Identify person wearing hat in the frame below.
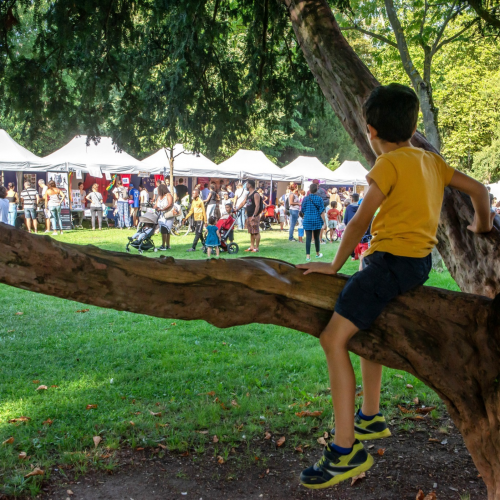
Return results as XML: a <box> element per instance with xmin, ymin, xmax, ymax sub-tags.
<box><xmin>129</xmin><ymin>183</ymin><xmax>141</xmax><ymax>227</ymax></box>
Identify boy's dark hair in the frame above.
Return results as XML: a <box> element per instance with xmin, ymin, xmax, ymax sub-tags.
<box><xmin>363</xmin><ymin>83</ymin><xmax>419</xmax><ymax>143</ymax></box>
<box><xmin>247</xmin><ymin>179</ymin><xmax>255</xmax><ymax>189</ymax></box>
<box><xmin>309</xmin><ymin>183</ymin><xmax>318</xmax><ymax>194</ymax></box>
<box><xmin>331</xmin><ymin>201</ymin><xmax>337</xmax><ymax>208</ymax></box>
<box><xmin>352</xmin><ymin>193</ymin><xmax>360</xmax><ymax>202</ymax></box>
<box><xmin>208</xmin><ymin>216</ymin><xmax>217</xmax><ymax>225</ymax></box>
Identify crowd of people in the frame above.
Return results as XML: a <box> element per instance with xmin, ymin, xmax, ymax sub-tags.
<box><xmin>0</xmin><ymin>175</ymin><xmax>497</xmax><ymax>261</ymax></box>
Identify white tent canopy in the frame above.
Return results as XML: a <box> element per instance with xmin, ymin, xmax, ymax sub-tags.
<box><xmin>218</xmin><ymin>149</ymin><xmax>300</xmax><ymax>181</ymax></box>
<box><xmin>140</xmin><ymin>144</ymin><xmax>224</xmax><ymax>177</ymax></box>
<box><xmin>0</xmin><ymin>129</ymin><xmax>53</xmax><ymax>171</ymax></box>
<box><xmin>42</xmin><ymin>135</ymin><xmax>142</xmax><ymax>176</ymax></box>
<box><xmin>281</xmin><ymin>156</ymin><xmax>342</xmax><ymax>183</ymax></box>
<box><xmin>327</xmin><ymin>160</ymin><xmax>369</xmax><ymax>186</ymax></box>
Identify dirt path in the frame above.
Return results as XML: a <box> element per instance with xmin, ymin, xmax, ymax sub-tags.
<box><xmin>36</xmin><ymin>418</ymin><xmax>486</xmax><ymax>500</ymax></box>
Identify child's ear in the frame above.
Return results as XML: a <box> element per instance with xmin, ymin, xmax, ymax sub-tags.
<box><xmin>367</xmin><ymin>124</ymin><xmax>378</xmax><ymax>140</ymax></box>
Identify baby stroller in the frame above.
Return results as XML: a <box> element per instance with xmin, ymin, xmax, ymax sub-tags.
<box><xmin>202</xmin><ymin>212</ymin><xmax>239</xmax><ymax>255</ymax></box>
<box><xmin>126</xmin><ymin>212</ymin><xmax>158</xmax><ymax>254</ymax></box>
<box><xmin>259</xmin><ymin>204</ymin><xmax>277</xmax><ymax>231</ymax></box>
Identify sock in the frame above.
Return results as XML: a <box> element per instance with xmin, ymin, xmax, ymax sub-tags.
<box><xmin>359</xmin><ymin>409</ymin><xmax>381</xmax><ymax>421</ymax></box>
<box><xmin>330</xmin><ymin>443</ymin><xmax>353</xmax><ymax>455</ymax></box>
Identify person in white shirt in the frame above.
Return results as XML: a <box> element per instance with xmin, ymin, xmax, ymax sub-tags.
<box><xmin>233</xmin><ymin>182</ymin><xmax>249</xmax><ymax>230</ymax></box>
<box><xmin>278</xmin><ymin>201</ymin><xmax>286</xmax><ymax>231</ymax></box>
<box><xmin>139</xmin><ymin>186</ymin><xmax>149</xmax><ymax>215</ymax></box>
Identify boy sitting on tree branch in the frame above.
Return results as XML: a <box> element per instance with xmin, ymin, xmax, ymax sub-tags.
<box><xmin>297</xmin><ymin>83</ymin><xmax>495</xmax><ymax>489</ymax></box>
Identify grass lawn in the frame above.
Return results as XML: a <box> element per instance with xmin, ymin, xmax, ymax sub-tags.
<box><xmin>0</xmin><ymin>226</ymin><xmax>459</xmax><ymax>496</ymax></box>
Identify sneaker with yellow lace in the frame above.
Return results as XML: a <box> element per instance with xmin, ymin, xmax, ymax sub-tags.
<box><xmin>300</xmin><ymin>439</ymin><xmax>374</xmax><ymax>489</ymax></box>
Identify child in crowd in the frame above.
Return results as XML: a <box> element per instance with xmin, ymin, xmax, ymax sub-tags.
<box><xmin>204</xmin><ymin>215</ymin><xmax>221</xmax><ymax>258</ymax></box>
<box><xmin>297</xmin><ymin>214</ymin><xmax>304</xmax><ymax>243</ymax></box>
<box><xmin>278</xmin><ymin>201</ymin><xmax>286</xmax><ymax>231</ymax></box>
<box><xmin>297</xmin><ymin>83</ymin><xmax>493</xmax><ymax>489</ymax></box>
<box><xmin>327</xmin><ymin>201</ymin><xmax>341</xmax><ymax>242</ymax></box>
<box><xmin>129</xmin><ymin>222</ymin><xmax>155</xmax><ymax>243</ymax></box>
<box><xmin>217</xmin><ymin>203</ymin><xmax>235</xmax><ymax>243</ymax></box>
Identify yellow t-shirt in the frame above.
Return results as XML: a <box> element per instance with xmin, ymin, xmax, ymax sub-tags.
<box><xmin>364</xmin><ymin>147</ymin><xmax>455</xmax><ymax>258</ymax></box>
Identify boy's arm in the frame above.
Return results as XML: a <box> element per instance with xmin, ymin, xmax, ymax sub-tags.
<box><xmin>448</xmin><ymin>170</ymin><xmax>495</xmax><ymax>233</ymax></box>
<box><xmin>297</xmin><ymin>181</ymin><xmax>385</xmax><ymax>275</ymax></box>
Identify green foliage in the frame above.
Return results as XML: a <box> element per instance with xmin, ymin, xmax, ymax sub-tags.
<box><xmin>473</xmin><ymin>125</ymin><xmax>500</xmax><ymax>183</ymax></box>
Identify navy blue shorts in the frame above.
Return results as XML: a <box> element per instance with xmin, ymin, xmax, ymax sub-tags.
<box><xmin>335</xmin><ymin>251</ymin><xmax>432</xmax><ymax>330</ymax></box>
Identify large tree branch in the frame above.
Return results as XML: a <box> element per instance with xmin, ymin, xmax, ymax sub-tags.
<box><xmin>0</xmin><ymin>223</ymin><xmax>500</xmax><ymax>495</ymax></box>
<box><xmin>340</xmin><ymin>26</ymin><xmax>398</xmax><ymax>48</ymax></box>
<box><xmin>434</xmin><ymin>17</ymin><xmax>480</xmax><ymax>53</ymax></box>
<box><xmin>384</xmin><ymin>0</ymin><xmax>424</xmax><ymax>86</ymax></box>
<box><xmin>466</xmin><ymin>0</ymin><xmax>500</xmax><ymax>28</ymax></box>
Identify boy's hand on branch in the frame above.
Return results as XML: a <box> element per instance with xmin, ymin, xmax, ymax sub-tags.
<box><xmin>468</xmin><ymin>212</ymin><xmax>495</xmax><ymax>234</ymax></box>
<box><xmin>296</xmin><ymin>262</ymin><xmax>339</xmax><ymax>276</ymax></box>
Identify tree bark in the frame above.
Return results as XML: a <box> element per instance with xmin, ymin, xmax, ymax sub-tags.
<box><xmin>283</xmin><ymin>0</ymin><xmax>500</xmax><ymax>297</ymax></box>
<box><xmin>0</xmin><ymin>224</ymin><xmax>500</xmax><ymax>497</ymax></box>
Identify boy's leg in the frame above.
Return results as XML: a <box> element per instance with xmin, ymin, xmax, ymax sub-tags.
<box><xmin>360</xmin><ymin>358</ymin><xmax>383</xmax><ymax>416</ymax></box>
<box><xmin>319</xmin><ymin>312</ymin><xmax>359</xmax><ymax>448</ymax></box>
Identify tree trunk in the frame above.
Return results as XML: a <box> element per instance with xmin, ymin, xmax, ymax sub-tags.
<box><xmin>283</xmin><ymin>0</ymin><xmax>500</xmax><ymax>297</ymax></box>
<box><xmin>0</xmin><ymin>224</ymin><xmax>500</xmax><ymax>496</ymax></box>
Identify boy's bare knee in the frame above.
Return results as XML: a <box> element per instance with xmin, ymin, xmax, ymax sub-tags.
<box><xmin>319</xmin><ymin>330</ymin><xmax>347</xmax><ymax>353</ymax></box>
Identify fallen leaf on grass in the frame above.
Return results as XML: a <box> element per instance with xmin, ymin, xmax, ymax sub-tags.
<box><xmin>7</xmin><ymin>329</ymin><xmax>15</xmax><ymax>333</ymax></box>
<box><xmin>413</xmin><ymin>397</ymin><xmax>420</xmax><ymax>405</ymax></box>
<box><xmin>24</xmin><ymin>467</ymin><xmax>44</xmax><ymax>478</ymax></box>
<box><xmin>180</xmin><ymin>451</ymin><xmax>189</xmax><ymax>457</ymax></box>
<box><xmin>198</xmin><ymin>391</ymin><xmax>216</xmax><ymax>397</ymax></box>
<box><xmin>132</xmin><ymin>411</ymin><xmax>142</xmax><ymax>415</ymax></box>
<box><xmin>149</xmin><ymin>411</ymin><xmax>162</xmax><ymax>417</ymax></box>
<box><xmin>171</xmin><ymin>322</ymin><xmax>177</xmax><ymax>326</ymax></box>
<box><xmin>355</xmin><ymin>390</ymin><xmax>364</xmax><ymax>397</ymax></box>
<box><xmin>264</xmin><ymin>432</ymin><xmax>272</xmax><ymax>440</ymax></box>
<box><xmin>15</xmin><ymin>312</ymin><xmax>24</xmax><ymax>316</ymax></box>
<box><xmin>32</xmin><ymin>380</ymin><xmax>40</xmax><ymax>384</ymax></box>
<box><xmin>424</xmin><ymin>493</ymin><xmax>437</xmax><ymax>500</ymax></box>
<box><xmin>2</xmin><ymin>437</ymin><xmax>14</xmax><ymax>445</ymax></box>
<box><xmin>136</xmin><ymin>447</ymin><xmax>145</xmax><ymax>451</ymax></box>
<box><xmin>36</xmin><ymin>385</ymin><xmax>48</xmax><ymax>391</ymax></box>
<box><xmin>67</xmin><ymin>490</ymin><xmax>74</xmax><ymax>495</ymax></box>
<box><xmin>406</xmin><ymin>384</ymin><xmax>414</xmax><ymax>389</ymax></box>
<box><xmin>43</xmin><ymin>419</ymin><xmax>54</xmax><ymax>426</ymax></box>
<box><xmin>416</xmin><ymin>491</ymin><xmax>425</xmax><ymax>500</ymax></box>
<box><xmin>50</xmin><ymin>385</ymin><xmax>58</xmax><ymax>388</ymax></box>
<box><xmin>416</xmin><ymin>406</ymin><xmax>436</xmax><ymax>415</ymax></box>
<box><xmin>294</xmin><ymin>446</ymin><xmax>303</xmax><ymax>453</ymax></box>
<box><xmin>398</xmin><ymin>405</ymin><xmax>413</xmax><ymax>414</ymax></box>
<box><xmin>93</xmin><ymin>436</ymin><xmax>102</xmax><ymax>448</ymax></box>
<box><xmin>377</xmin><ymin>448</ymin><xmax>385</xmax><ymax>456</ymax></box>
<box><xmin>231</xmin><ymin>400</ymin><xmax>239</xmax><ymax>407</ymax></box>
<box><xmin>351</xmin><ymin>471</ymin><xmax>366</xmax><ymax>486</ymax></box>
<box><xmin>158</xmin><ymin>444</ymin><xmax>167</xmax><ymax>449</ymax></box>
<box><xmin>8</xmin><ymin>416</ymin><xmax>31</xmax><ymax>423</ymax></box>
<box><xmin>195</xmin><ymin>430</ymin><xmax>209</xmax><ymax>434</ymax></box>
<box><xmin>295</xmin><ymin>410</ymin><xmax>323</xmax><ymax>418</ymax></box>
<box><xmin>129</xmin><ymin>421</ymin><xmax>135</xmax><ymax>426</ymax></box>
<box><xmin>246</xmin><ymin>392</ymin><xmax>250</xmax><ymax>397</ymax></box>
<box><xmin>19</xmin><ymin>452</ymin><xmax>27</xmax><ymax>459</ymax></box>
<box><xmin>213</xmin><ymin>435</ymin><xmax>219</xmax><ymax>443</ymax></box>
<box><xmin>217</xmin><ymin>455</ymin><xmax>225</xmax><ymax>464</ymax></box>
<box><xmin>428</xmin><ymin>438</ymin><xmax>440</xmax><ymax>443</ymax></box>
<box><xmin>394</xmin><ymin>374</ymin><xmax>403</xmax><ymax>379</ymax></box>
<box><xmin>86</xmin><ymin>404</ymin><xmax>98</xmax><ymax>410</ymax></box>
<box><xmin>317</xmin><ymin>437</ymin><xmax>328</xmax><ymax>446</ymax></box>
<box><xmin>75</xmin><ymin>309</ymin><xmax>90</xmax><ymax>313</ymax></box>
<box><xmin>276</xmin><ymin>436</ymin><xmax>286</xmax><ymax>447</ymax></box>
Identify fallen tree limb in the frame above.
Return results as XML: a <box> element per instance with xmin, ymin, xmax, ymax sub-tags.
<box><xmin>0</xmin><ymin>223</ymin><xmax>499</xmax><ymax>497</ymax></box>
